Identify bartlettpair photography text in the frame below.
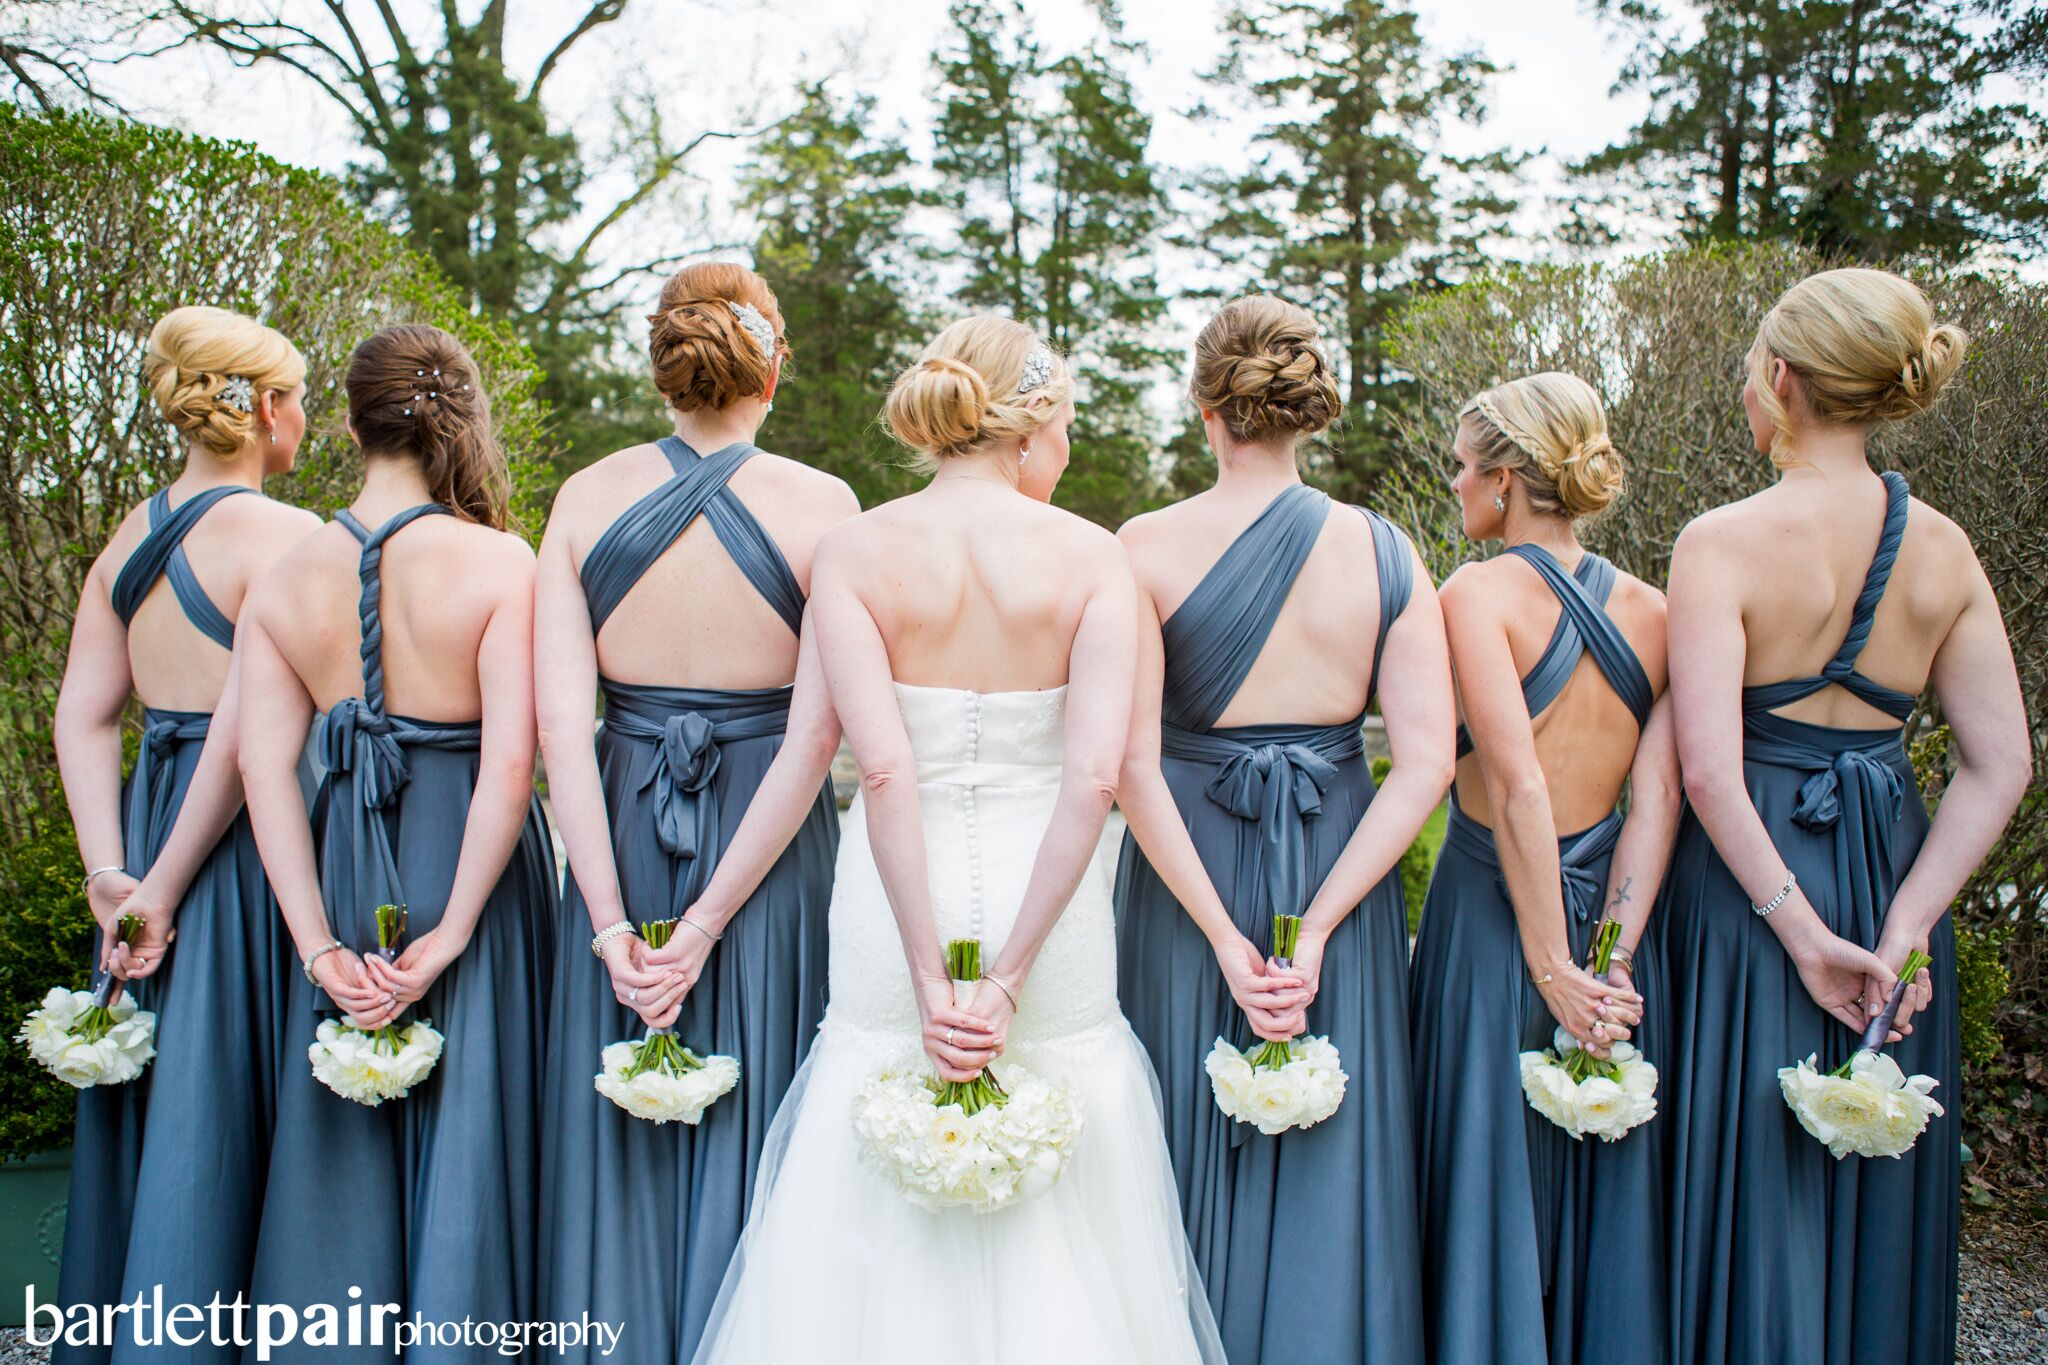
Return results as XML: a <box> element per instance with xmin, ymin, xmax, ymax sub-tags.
<box><xmin>0</xmin><ymin>1</ymin><xmax>2043</xmax><ymax>1363</ymax></box>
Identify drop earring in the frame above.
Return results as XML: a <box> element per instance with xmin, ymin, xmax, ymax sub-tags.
<box><xmin>1492</xmin><ymin>491</ymin><xmax>1506</xmax><ymax>513</ymax></box>
<box><xmin>1019</xmin><ymin>445</ymin><xmax>1032</xmax><ymax>470</ymax></box>
<box><xmin>267</xmin><ymin>426</ymin><xmax>276</xmax><ymax>445</ymax></box>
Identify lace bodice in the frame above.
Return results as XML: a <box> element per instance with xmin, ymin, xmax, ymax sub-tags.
<box><xmin>823</xmin><ymin>681</ymin><xmax>1120</xmax><ymax>1050</ymax></box>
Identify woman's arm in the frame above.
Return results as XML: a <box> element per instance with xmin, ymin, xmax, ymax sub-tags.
<box><xmin>1667</xmin><ymin>518</ymin><xmax>1897</xmax><ymax>1035</ymax></box>
<box><xmin>1115</xmin><ymin>561</ymin><xmax>1307</xmax><ymax>1040</ymax></box>
<box><xmin>1599</xmin><ymin>693</ymin><xmax>1682</xmax><ymax>985</ymax></box>
<box><xmin>53</xmin><ymin>563</ymin><xmax>139</xmax><ymax>938</ymax></box>
<box><xmin>1292</xmin><ymin>545</ymin><xmax>1458</xmax><ymax>1006</ymax></box>
<box><xmin>237</xmin><ymin>610</ymin><xmax>389</xmax><ymax>1026</ymax></box>
<box><xmin>369</xmin><ymin>551</ymin><xmax>541</xmax><ymax>1007</ymax></box>
<box><xmin>1874</xmin><ymin>555</ymin><xmax>2029</xmax><ymax>1030</ymax></box>
<box><xmin>810</xmin><ymin>532</ymin><xmax>998</xmax><ymax>1083</ymax></box>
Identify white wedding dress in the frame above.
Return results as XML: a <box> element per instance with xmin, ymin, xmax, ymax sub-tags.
<box><xmin>694</xmin><ymin>682</ymin><xmax>1223</xmax><ymax>1363</ymax></box>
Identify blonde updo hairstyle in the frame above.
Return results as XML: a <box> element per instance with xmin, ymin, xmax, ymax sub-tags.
<box><xmin>884</xmin><ymin>316</ymin><xmax>1073</xmax><ymax>471</ymax></box>
<box><xmin>144</xmin><ymin>306</ymin><xmax>306</xmax><ymax>458</ymax></box>
<box><xmin>646</xmin><ymin>262</ymin><xmax>789</xmax><ymax>412</ymax></box>
<box><xmin>1748</xmin><ymin>267</ymin><xmax>1967</xmax><ymax>466</ymax></box>
<box><xmin>1190</xmin><ymin>294</ymin><xmax>1341</xmax><ymax>442</ymax></box>
<box><xmin>1460</xmin><ymin>372</ymin><xmax>1623</xmax><ymax>520</ymax></box>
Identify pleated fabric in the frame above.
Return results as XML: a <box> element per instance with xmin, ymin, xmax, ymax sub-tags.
<box><xmin>538</xmin><ymin>437</ymin><xmax>836</xmax><ymax>1364</ymax></box>
<box><xmin>245</xmin><ymin>504</ymin><xmax>557</xmax><ymax>1364</ymax></box>
<box><xmin>1659</xmin><ymin>471</ymin><xmax>1957</xmax><ymax>1365</ymax></box>
<box><xmin>1114</xmin><ymin>485</ymin><xmax>1426</xmax><ymax>1364</ymax></box>
<box><xmin>1410</xmin><ymin>545</ymin><xmax>1665</xmax><ymax>1365</ymax></box>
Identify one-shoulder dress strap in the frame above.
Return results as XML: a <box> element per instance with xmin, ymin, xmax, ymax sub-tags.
<box><xmin>1743</xmin><ymin>470</ymin><xmax>1915</xmax><ymax>720</ymax></box>
<box><xmin>580</xmin><ymin>437</ymin><xmax>803</xmax><ymax>636</ymax></box>
<box><xmin>110</xmin><ymin>485</ymin><xmax>259</xmax><ymax>648</ymax></box>
<box><xmin>1160</xmin><ymin>483</ymin><xmax>1331</xmax><ymax>733</ymax></box>
<box><xmin>335</xmin><ymin>503</ymin><xmax>454</xmax><ymax>717</ymax></box>
<box><xmin>1456</xmin><ymin>546</ymin><xmax>1652</xmax><ymax>758</ymax></box>
<box><xmin>1354</xmin><ymin>506</ymin><xmax>1414</xmax><ymax>703</ymax></box>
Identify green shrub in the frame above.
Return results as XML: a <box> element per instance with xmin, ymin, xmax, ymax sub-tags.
<box><xmin>1956</xmin><ymin>922</ymin><xmax>2012</xmax><ymax>1073</ymax></box>
<box><xmin>1374</xmin><ymin>756</ymin><xmax>1446</xmax><ymax>933</ymax></box>
<box><xmin>0</xmin><ymin>812</ymin><xmax>96</xmax><ymax>1162</ymax></box>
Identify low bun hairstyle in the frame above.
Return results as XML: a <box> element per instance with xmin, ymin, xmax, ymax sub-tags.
<box><xmin>345</xmin><ymin>324</ymin><xmax>509</xmax><ymax>530</ymax></box>
<box><xmin>144</xmin><ymin>306</ymin><xmax>305</xmax><ymax>457</ymax></box>
<box><xmin>1748</xmin><ymin>267</ymin><xmax>1967</xmax><ymax>466</ymax></box>
<box><xmin>1189</xmin><ymin>295</ymin><xmax>1341</xmax><ymax>442</ymax></box>
<box><xmin>1461</xmin><ymin>372</ymin><xmax>1623</xmax><ymax>520</ymax></box>
<box><xmin>884</xmin><ymin>317</ymin><xmax>1072</xmax><ymax>468</ymax></box>
<box><xmin>646</xmin><ymin>262</ymin><xmax>789</xmax><ymax>412</ymax></box>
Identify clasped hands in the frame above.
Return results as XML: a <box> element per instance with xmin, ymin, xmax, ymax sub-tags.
<box><xmin>1216</xmin><ymin>928</ymin><xmax>1320</xmax><ymax>1043</ymax></box>
<box><xmin>601</xmin><ymin>913</ymin><xmax>720</xmax><ymax>1030</ymax></box>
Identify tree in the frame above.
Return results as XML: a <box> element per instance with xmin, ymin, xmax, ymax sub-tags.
<box><xmin>1194</xmin><ymin>0</ymin><xmax>1517</xmax><ymax>500</ymax></box>
<box><xmin>933</xmin><ymin>0</ymin><xmax>1173</xmax><ymax>525</ymax></box>
<box><xmin>741</xmin><ymin>82</ymin><xmax>926</xmax><ymax>508</ymax></box>
<box><xmin>1575</xmin><ymin>0</ymin><xmax>2048</xmax><ymax>262</ymax></box>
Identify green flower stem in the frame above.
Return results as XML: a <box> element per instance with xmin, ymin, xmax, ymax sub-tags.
<box><xmin>1833</xmin><ymin>948</ymin><xmax>1934</xmax><ymax>1076</ymax></box>
<box><xmin>1590</xmin><ymin>918</ymin><xmax>1622</xmax><ymax>974</ymax></box>
<box><xmin>74</xmin><ymin>1004</ymin><xmax>117</xmax><ymax>1044</ymax></box>
<box><xmin>1248</xmin><ymin>1038</ymin><xmax>1295</xmax><ymax>1071</ymax></box>
<box><xmin>622</xmin><ymin>1025</ymin><xmax>705</xmax><ymax>1080</ymax></box>
<box><xmin>1271</xmin><ymin>914</ymin><xmax>1301</xmax><ymax>961</ymax></box>
<box><xmin>640</xmin><ymin>918</ymin><xmax>677</xmax><ymax>951</ymax></box>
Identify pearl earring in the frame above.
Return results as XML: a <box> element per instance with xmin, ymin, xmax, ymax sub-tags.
<box><xmin>267</xmin><ymin>426</ymin><xmax>276</xmax><ymax>445</ymax></box>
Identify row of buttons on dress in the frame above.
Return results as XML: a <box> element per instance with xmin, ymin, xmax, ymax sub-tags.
<box><xmin>959</xmin><ymin>691</ymin><xmax>983</xmax><ymax>939</ymax></box>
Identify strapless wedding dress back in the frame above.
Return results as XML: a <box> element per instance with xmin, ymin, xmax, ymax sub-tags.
<box><xmin>695</xmin><ymin>682</ymin><xmax>1222</xmax><ymax>1364</ymax></box>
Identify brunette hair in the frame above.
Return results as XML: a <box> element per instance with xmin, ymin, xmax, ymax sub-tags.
<box><xmin>1189</xmin><ymin>295</ymin><xmax>1341</xmax><ymax>442</ymax></box>
<box><xmin>646</xmin><ymin>262</ymin><xmax>789</xmax><ymax>411</ymax></box>
<box><xmin>345</xmin><ymin>324</ymin><xmax>508</xmax><ymax>530</ymax></box>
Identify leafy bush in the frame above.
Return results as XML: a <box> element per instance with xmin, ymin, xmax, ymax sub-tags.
<box><xmin>1374</xmin><ymin>756</ymin><xmax>1445</xmax><ymax>933</ymax></box>
<box><xmin>1385</xmin><ymin>242</ymin><xmax>2048</xmax><ymax>1184</ymax></box>
<box><xmin>0</xmin><ymin>109</ymin><xmax>555</xmax><ymax>1157</ymax></box>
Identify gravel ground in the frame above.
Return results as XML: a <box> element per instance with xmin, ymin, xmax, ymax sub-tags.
<box><xmin>2</xmin><ymin>1220</ymin><xmax>2043</xmax><ymax>1363</ymax></box>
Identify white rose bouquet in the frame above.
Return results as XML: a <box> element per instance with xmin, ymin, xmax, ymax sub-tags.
<box><xmin>1779</xmin><ymin>948</ymin><xmax>1943</xmax><ymax>1160</ymax></box>
<box><xmin>308</xmin><ymin>904</ymin><xmax>445</xmax><ymax>1106</ymax></box>
<box><xmin>850</xmin><ymin>938</ymin><xmax>1084</xmax><ymax>1213</ymax></box>
<box><xmin>17</xmin><ymin>913</ymin><xmax>157</xmax><ymax>1088</ymax></box>
<box><xmin>1206</xmin><ymin>914</ymin><xmax>1348</xmax><ymax>1135</ymax></box>
<box><xmin>595</xmin><ymin>918</ymin><xmax>740</xmax><ymax>1125</ymax></box>
<box><xmin>1519</xmin><ymin>917</ymin><xmax>1660</xmax><ymax>1142</ymax></box>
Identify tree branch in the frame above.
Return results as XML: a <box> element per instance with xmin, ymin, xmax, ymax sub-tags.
<box><xmin>529</xmin><ymin>0</ymin><xmax>628</xmax><ymax>98</ymax></box>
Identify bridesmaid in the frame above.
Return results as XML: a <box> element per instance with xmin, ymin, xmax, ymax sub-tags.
<box><xmin>1409</xmin><ymin>372</ymin><xmax>1680</xmax><ymax>1365</ymax></box>
<box><xmin>1660</xmin><ymin>268</ymin><xmax>2028</xmax><ymax>1363</ymax></box>
<box><xmin>534</xmin><ymin>262</ymin><xmax>855</xmax><ymax>1362</ymax></box>
<box><xmin>1116</xmin><ymin>294</ymin><xmax>1454</xmax><ymax>1364</ymax></box>
<box><xmin>237</xmin><ymin>324</ymin><xmax>558</xmax><ymax>1361</ymax></box>
<box><xmin>51</xmin><ymin>306</ymin><xmax>317</xmax><ymax>1365</ymax></box>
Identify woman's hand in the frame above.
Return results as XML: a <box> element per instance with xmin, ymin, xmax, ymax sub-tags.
<box><xmin>86</xmin><ymin>869</ymin><xmax>137</xmax><ymax>939</ymax></box>
<box><xmin>1212</xmin><ymin>932</ymin><xmax>1307</xmax><ymax>1041</ymax></box>
<box><xmin>315</xmin><ymin>948</ymin><xmax>396</xmax><ymax>1031</ymax></box>
<box><xmin>601</xmin><ymin>933</ymin><xmax>689</xmax><ymax>1030</ymax></box>
<box><xmin>1535</xmin><ymin>961</ymin><xmax>1642</xmax><ymax>1060</ymax></box>
<box><xmin>967</xmin><ymin>975</ymin><xmax>1019</xmax><ymax>1054</ymax></box>
<box><xmin>107</xmin><ymin>880</ymin><xmax>178</xmax><ymax>981</ymax></box>
<box><xmin>1872</xmin><ymin>930</ymin><xmax>1932</xmax><ymax>1039</ymax></box>
<box><xmin>916</xmin><ymin>975</ymin><xmax>1002</xmax><ymax>1083</ymax></box>
<box><xmin>642</xmin><ymin>917</ymin><xmax>718</xmax><ymax>1006</ymax></box>
<box><xmin>1602</xmin><ymin>958</ymin><xmax>1636</xmax><ymax>997</ymax></box>
<box><xmin>1788</xmin><ymin>926</ymin><xmax>1900</xmax><ymax>1039</ymax></box>
<box><xmin>363</xmin><ymin>926</ymin><xmax>468</xmax><ymax>1013</ymax></box>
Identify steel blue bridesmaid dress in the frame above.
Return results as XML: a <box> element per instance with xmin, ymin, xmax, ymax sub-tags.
<box><xmin>1659</xmin><ymin>471</ymin><xmax>1957</xmax><ymax>1363</ymax></box>
<box><xmin>54</xmin><ymin>486</ymin><xmax>292</xmax><ymax>1365</ymax></box>
<box><xmin>244</xmin><ymin>504</ymin><xmax>558</xmax><ymax>1363</ymax></box>
<box><xmin>1113</xmin><ymin>483</ymin><xmax>1425</xmax><ymax>1365</ymax></box>
<box><xmin>537</xmin><ymin>438</ymin><xmax>837</xmax><ymax>1364</ymax></box>
<box><xmin>1409</xmin><ymin>545</ymin><xmax>1665</xmax><ymax>1365</ymax></box>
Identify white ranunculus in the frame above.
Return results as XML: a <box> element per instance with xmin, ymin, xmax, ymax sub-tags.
<box><xmin>1207</xmin><ymin>1035</ymin><xmax>1347</xmax><ymax>1134</ymax></box>
<box><xmin>852</xmin><ymin>1060</ymin><xmax>1084</xmax><ymax>1213</ymax></box>
<box><xmin>1778</xmin><ymin>1052</ymin><xmax>1942</xmax><ymax>1160</ymax></box>
<box><xmin>310</xmin><ymin>1016</ymin><xmax>442</xmax><ymax>1106</ymax></box>
<box><xmin>594</xmin><ymin>1035</ymin><xmax>738</xmax><ymax>1125</ymax></box>
<box><xmin>17</xmin><ymin>987</ymin><xmax>156</xmax><ymax>1088</ymax></box>
<box><xmin>1572</xmin><ymin>1076</ymin><xmax>1636</xmax><ymax>1142</ymax></box>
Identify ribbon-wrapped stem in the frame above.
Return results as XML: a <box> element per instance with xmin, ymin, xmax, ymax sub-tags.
<box><xmin>1839</xmin><ymin>948</ymin><xmax>1933</xmax><ymax>1071</ymax></box>
<box><xmin>1245</xmin><ymin>913</ymin><xmax>1306</xmax><ymax>1069</ymax></box>
<box><xmin>373</xmin><ymin>902</ymin><xmax>407</xmax><ymax>966</ymax></box>
<box><xmin>81</xmin><ymin>913</ymin><xmax>146</xmax><ymax>1036</ymax></box>
<box><xmin>936</xmin><ymin>937</ymin><xmax>1007</xmax><ymax>1114</ymax></box>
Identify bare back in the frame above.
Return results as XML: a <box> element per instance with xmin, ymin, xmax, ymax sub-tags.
<box><xmin>254</xmin><ymin>510</ymin><xmax>533</xmax><ymax>721</ymax></box>
<box><xmin>1124</xmin><ymin>483</ymin><xmax>1388</xmax><ymax>727</ymax></box>
<box><xmin>93</xmin><ymin>480</ymin><xmax>320</xmax><ymax>712</ymax></box>
<box><xmin>551</xmin><ymin>442</ymin><xmax>858</xmax><ymax>689</ymax></box>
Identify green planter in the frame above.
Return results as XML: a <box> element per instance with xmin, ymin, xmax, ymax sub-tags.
<box><xmin>0</xmin><ymin>1147</ymin><xmax>69</xmax><ymax>1328</ymax></box>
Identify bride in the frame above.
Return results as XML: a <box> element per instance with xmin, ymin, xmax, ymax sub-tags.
<box><xmin>693</xmin><ymin>317</ymin><xmax>1223</xmax><ymax>1363</ymax></box>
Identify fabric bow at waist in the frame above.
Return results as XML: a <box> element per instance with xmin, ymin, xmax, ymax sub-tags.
<box><xmin>126</xmin><ymin>708</ymin><xmax>213</xmax><ymax>873</ymax></box>
<box><xmin>314</xmin><ymin>700</ymin><xmax>481</xmax><ymax>979</ymax></box>
<box><xmin>1443</xmin><ymin>795</ymin><xmax>1626</xmax><ymax>928</ymax></box>
<box><xmin>600</xmin><ymin>680</ymin><xmax>792</xmax><ymax>914</ymax></box>
<box><xmin>1743</xmin><ymin>713</ymin><xmax>1911</xmax><ymax>948</ymax></box>
<box><xmin>1161</xmin><ymin>717</ymin><xmax>1365</xmax><ymax>933</ymax></box>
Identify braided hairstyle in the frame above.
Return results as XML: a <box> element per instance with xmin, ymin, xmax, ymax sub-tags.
<box><xmin>144</xmin><ymin>306</ymin><xmax>305</xmax><ymax>457</ymax></box>
<box><xmin>1460</xmin><ymin>372</ymin><xmax>1624</xmax><ymax>521</ymax></box>
<box><xmin>1189</xmin><ymin>295</ymin><xmax>1341</xmax><ymax>443</ymax></box>
<box><xmin>646</xmin><ymin>262</ymin><xmax>789</xmax><ymax>412</ymax></box>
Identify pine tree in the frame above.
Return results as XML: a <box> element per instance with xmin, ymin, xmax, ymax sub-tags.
<box><xmin>742</xmin><ymin>82</ymin><xmax>926</xmax><ymax>508</ymax></box>
<box><xmin>932</xmin><ymin>0</ymin><xmax>1172</xmax><ymax>525</ymax></box>
<box><xmin>1193</xmin><ymin>0</ymin><xmax>1517</xmax><ymax>501</ymax></box>
<box><xmin>1575</xmin><ymin>0</ymin><xmax>2048</xmax><ymax>261</ymax></box>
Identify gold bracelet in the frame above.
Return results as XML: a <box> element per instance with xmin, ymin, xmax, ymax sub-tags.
<box><xmin>984</xmin><ymin>974</ymin><xmax>1020</xmax><ymax>1012</ymax></box>
<box><xmin>1609</xmin><ymin>946</ymin><xmax>1636</xmax><ymax>973</ymax></box>
<box><xmin>1529</xmin><ymin>970</ymin><xmax>1556</xmax><ymax>987</ymax></box>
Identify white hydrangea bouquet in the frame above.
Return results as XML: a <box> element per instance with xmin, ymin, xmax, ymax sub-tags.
<box><xmin>1779</xmin><ymin>948</ymin><xmax>1943</xmax><ymax>1160</ymax></box>
<box><xmin>851</xmin><ymin>937</ymin><xmax>1084</xmax><ymax>1213</ymax></box>
<box><xmin>1206</xmin><ymin>914</ymin><xmax>1348</xmax><ymax>1135</ymax></box>
<box><xmin>17</xmin><ymin>913</ymin><xmax>157</xmax><ymax>1088</ymax></box>
<box><xmin>309</xmin><ymin>904</ymin><xmax>444</xmax><ymax>1106</ymax></box>
<box><xmin>1519</xmin><ymin>922</ymin><xmax>1658</xmax><ymax>1142</ymax></box>
<box><xmin>595</xmin><ymin>918</ymin><xmax>740</xmax><ymax>1124</ymax></box>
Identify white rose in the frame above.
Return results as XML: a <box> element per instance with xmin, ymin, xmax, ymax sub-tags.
<box><xmin>1246</xmin><ymin>1069</ymin><xmax>1304</xmax><ymax>1135</ymax></box>
<box><xmin>1521</xmin><ymin>1053</ymin><xmax>1578</xmax><ymax>1131</ymax></box>
<box><xmin>49</xmin><ymin>1037</ymin><xmax>107</xmax><ymax>1087</ymax></box>
<box><xmin>1572</xmin><ymin>1076</ymin><xmax>1635</xmax><ymax>1142</ymax></box>
<box><xmin>1847</xmin><ymin>1050</ymin><xmax>1906</xmax><ymax>1093</ymax></box>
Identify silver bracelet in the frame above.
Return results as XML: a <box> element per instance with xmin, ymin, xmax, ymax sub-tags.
<box><xmin>301</xmin><ymin>940</ymin><xmax>345</xmax><ymax>985</ymax></box>
<box><xmin>680</xmin><ymin>916</ymin><xmax>720</xmax><ymax>945</ymax></box>
<box><xmin>81</xmin><ymin>865</ymin><xmax>124</xmax><ymax>895</ymax></box>
<box><xmin>1751</xmin><ymin>869</ymin><xmax>1797</xmax><ymax>917</ymax></box>
<box><xmin>590</xmin><ymin>920</ymin><xmax>639</xmax><ymax>959</ymax></box>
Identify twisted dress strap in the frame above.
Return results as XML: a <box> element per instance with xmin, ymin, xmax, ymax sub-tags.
<box><xmin>110</xmin><ymin>485</ymin><xmax>258</xmax><ymax>648</ymax></box>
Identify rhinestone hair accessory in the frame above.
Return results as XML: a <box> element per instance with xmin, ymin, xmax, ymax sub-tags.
<box><xmin>216</xmin><ymin>376</ymin><xmax>255</xmax><ymax>413</ymax></box>
<box><xmin>728</xmin><ymin>301</ymin><xmax>777</xmax><ymax>358</ymax></box>
<box><xmin>1018</xmin><ymin>345</ymin><xmax>1056</xmax><ymax>394</ymax></box>
<box><xmin>402</xmin><ymin>367</ymin><xmax>472</xmax><ymax>418</ymax></box>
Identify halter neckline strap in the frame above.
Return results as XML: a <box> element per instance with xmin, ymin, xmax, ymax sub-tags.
<box><xmin>110</xmin><ymin>485</ymin><xmax>260</xmax><ymax>649</ymax></box>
